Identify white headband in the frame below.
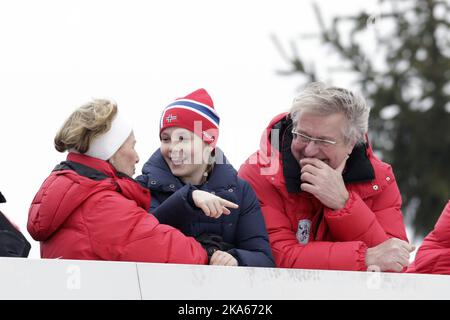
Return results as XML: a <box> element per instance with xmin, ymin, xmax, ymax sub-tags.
<box><xmin>85</xmin><ymin>110</ymin><xmax>133</xmax><ymax>161</ymax></box>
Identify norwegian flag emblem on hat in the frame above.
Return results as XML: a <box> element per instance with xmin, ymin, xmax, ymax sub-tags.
<box><xmin>159</xmin><ymin>88</ymin><xmax>220</xmax><ymax>147</ymax></box>
<box><xmin>165</xmin><ymin>114</ymin><xmax>177</xmax><ymax>123</ymax></box>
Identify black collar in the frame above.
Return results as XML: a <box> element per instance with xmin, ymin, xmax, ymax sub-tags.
<box><xmin>54</xmin><ymin>161</ymin><xmax>110</xmax><ymax>181</ymax></box>
<box><xmin>273</xmin><ymin>116</ymin><xmax>375</xmax><ymax>193</ymax></box>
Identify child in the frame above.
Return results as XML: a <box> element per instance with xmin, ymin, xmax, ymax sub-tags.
<box><xmin>137</xmin><ymin>89</ymin><xmax>274</xmax><ymax>267</ymax></box>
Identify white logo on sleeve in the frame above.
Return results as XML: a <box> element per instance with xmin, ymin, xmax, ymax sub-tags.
<box><xmin>296</xmin><ymin>219</ymin><xmax>312</xmax><ymax>245</ymax></box>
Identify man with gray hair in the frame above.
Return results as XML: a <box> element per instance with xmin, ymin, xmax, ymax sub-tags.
<box><xmin>239</xmin><ymin>82</ymin><xmax>414</xmax><ymax>272</ymax></box>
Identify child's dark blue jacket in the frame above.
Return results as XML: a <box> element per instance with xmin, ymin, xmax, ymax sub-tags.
<box><xmin>136</xmin><ymin>149</ymin><xmax>274</xmax><ymax>267</ymax></box>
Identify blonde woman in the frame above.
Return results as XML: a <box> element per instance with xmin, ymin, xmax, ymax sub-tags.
<box><xmin>27</xmin><ymin>99</ymin><xmax>207</xmax><ymax>264</ymax></box>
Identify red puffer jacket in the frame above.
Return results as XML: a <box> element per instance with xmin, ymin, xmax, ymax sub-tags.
<box><xmin>408</xmin><ymin>201</ymin><xmax>450</xmax><ymax>275</ymax></box>
<box><xmin>238</xmin><ymin>113</ymin><xmax>408</xmax><ymax>271</ymax></box>
<box><xmin>28</xmin><ymin>152</ymin><xmax>207</xmax><ymax>264</ymax></box>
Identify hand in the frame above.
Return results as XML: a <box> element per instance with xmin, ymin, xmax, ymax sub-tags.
<box><xmin>210</xmin><ymin>250</ymin><xmax>238</xmax><ymax>266</ymax></box>
<box><xmin>365</xmin><ymin>238</ymin><xmax>415</xmax><ymax>272</ymax></box>
<box><xmin>300</xmin><ymin>157</ymin><xmax>349</xmax><ymax>210</ymax></box>
<box><xmin>192</xmin><ymin>190</ymin><xmax>239</xmax><ymax>218</ymax></box>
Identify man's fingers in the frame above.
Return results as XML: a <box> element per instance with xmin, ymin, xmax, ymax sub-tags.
<box><xmin>397</xmin><ymin>256</ymin><xmax>410</xmax><ymax>268</ymax></box>
<box><xmin>399</xmin><ymin>251</ymin><xmax>410</xmax><ymax>261</ymax></box>
<box><xmin>392</xmin><ymin>262</ymin><xmax>404</xmax><ymax>272</ymax></box>
<box><xmin>300</xmin><ymin>158</ymin><xmax>326</xmax><ymax>169</ymax></box>
<box><xmin>399</xmin><ymin>241</ymin><xmax>415</xmax><ymax>253</ymax></box>
<box><xmin>301</xmin><ymin>164</ymin><xmax>321</xmax><ymax>176</ymax></box>
<box><xmin>300</xmin><ymin>172</ymin><xmax>317</xmax><ymax>184</ymax></box>
<box><xmin>300</xmin><ymin>183</ymin><xmax>317</xmax><ymax>194</ymax></box>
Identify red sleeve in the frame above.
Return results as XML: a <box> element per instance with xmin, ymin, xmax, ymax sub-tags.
<box><xmin>412</xmin><ymin>201</ymin><xmax>450</xmax><ymax>274</ymax></box>
<box><xmin>239</xmin><ymin>162</ymin><xmax>368</xmax><ymax>271</ymax></box>
<box><xmin>86</xmin><ymin>192</ymin><xmax>208</xmax><ymax>265</ymax></box>
<box><xmin>324</xmin><ymin>167</ymin><xmax>408</xmax><ymax>248</ymax></box>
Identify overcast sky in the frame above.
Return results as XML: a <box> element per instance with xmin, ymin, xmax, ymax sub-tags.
<box><xmin>1</xmin><ymin>0</ymin><xmax>388</xmax><ymax>258</ymax></box>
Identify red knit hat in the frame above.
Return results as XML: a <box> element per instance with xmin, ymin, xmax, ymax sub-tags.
<box><xmin>159</xmin><ymin>88</ymin><xmax>220</xmax><ymax>148</ymax></box>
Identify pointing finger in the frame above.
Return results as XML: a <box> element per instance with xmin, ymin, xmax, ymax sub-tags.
<box><xmin>219</xmin><ymin>198</ymin><xmax>239</xmax><ymax>209</ymax></box>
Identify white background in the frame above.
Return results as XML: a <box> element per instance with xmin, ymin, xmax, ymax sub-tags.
<box><xmin>1</xmin><ymin>0</ymin><xmax>390</xmax><ymax>258</ymax></box>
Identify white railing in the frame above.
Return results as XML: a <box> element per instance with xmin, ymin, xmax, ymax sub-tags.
<box><xmin>0</xmin><ymin>257</ymin><xmax>449</xmax><ymax>299</ymax></box>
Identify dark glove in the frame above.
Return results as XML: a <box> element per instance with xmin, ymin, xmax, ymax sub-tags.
<box><xmin>195</xmin><ymin>233</ymin><xmax>234</xmax><ymax>260</ymax></box>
